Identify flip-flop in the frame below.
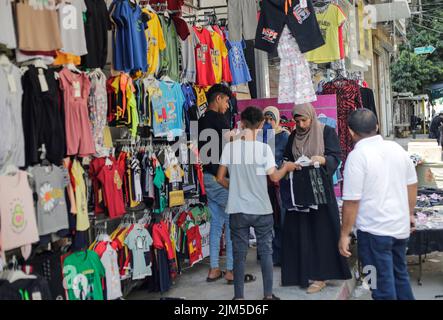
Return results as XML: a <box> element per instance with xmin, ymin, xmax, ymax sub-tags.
<box><xmin>227</xmin><ymin>274</ymin><xmax>256</xmax><ymax>285</ymax></box>
<box><xmin>206</xmin><ymin>271</ymin><xmax>225</xmax><ymax>282</ymax></box>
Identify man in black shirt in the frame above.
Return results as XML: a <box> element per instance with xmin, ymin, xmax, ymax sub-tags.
<box><xmin>198</xmin><ymin>84</ymin><xmax>236</xmax><ymax>283</ymax></box>
<box><xmin>429</xmin><ymin>112</ymin><xmax>443</xmax><ymax>145</ymax></box>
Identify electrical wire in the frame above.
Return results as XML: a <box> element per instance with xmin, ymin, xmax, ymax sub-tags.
<box><xmin>411</xmin><ymin>21</ymin><xmax>443</xmax><ymax>34</ymax></box>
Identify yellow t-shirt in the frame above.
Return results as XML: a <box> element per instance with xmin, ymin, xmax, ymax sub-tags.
<box><xmin>305</xmin><ymin>4</ymin><xmax>346</xmax><ymax>64</ymax></box>
<box><xmin>53</xmin><ymin>51</ymin><xmax>81</xmax><ymax>66</ymax></box>
<box><xmin>71</xmin><ymin>160</ymin><xmax>90</xmax><ymax>231</ymax></box>
<box><xmin>144</xmin><ymin>10</ymin><xmax>166</xmax><ymax>75</ymax></box>
<box><xmin>210</xmin><ymin>31</ymin><xmax>228</xmax><ymax>84</ymax></box>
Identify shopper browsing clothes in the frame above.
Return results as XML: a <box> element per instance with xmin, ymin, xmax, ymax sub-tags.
<box><xmin>216</xmin><ymin>106</ymin><xmax>297</xmax><ymax>300</ymax></box>
<box><xmin>262</xmin><ymin>106</ymin><xmax>290</xmax><ymax>266</ymax></box>
<box><xmin>339</xmin><ymin>109</ymin><xmax>417</xmax><ymax>300</ymax></box>
<box><xmin>198</xmin><ymin>84</ymin><xmax>238</xmax><ymax>283</ymax></box>
<box><xmin>281</xmin><ymin>103</ymin><xmax>352</xmax><ymax>293</ymax></box>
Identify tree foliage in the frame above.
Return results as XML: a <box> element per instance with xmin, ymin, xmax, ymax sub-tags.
<box><xmin>391</xmin><ymin>0</ymin><xmax>443</xmax><ymax>94</ymax></box>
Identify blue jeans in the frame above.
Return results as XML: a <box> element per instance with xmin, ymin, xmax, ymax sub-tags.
<box><xmin>204</xmin><ymin>174</ymin><xmax>233</xmax><ymax>271</ymax></box>
<box><xmin>357</xmin><ymin>230</ymin><xmax>415</xmax><ymax>300</ymax></box>
<box><xmin>230</xmin><ymin>213</ymin><xmax>274</xmax><ymax>299</ymax></box>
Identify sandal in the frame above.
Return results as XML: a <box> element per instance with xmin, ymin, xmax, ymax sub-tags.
<box><xmin>227</xmin><ymin>274</ymin><xmax>257</xmax><ymax>285</ymax></box>
<box><xmin>206</xmin><ymin>271</ymin><xmax>225</xmax><ymax>282</ymax></box>
<box><xmin>263</xmin><ymin>294</ymin><xmax>281</xmax><ymax>300</ymax></box>
<box><xmin>307</xmin><ymin>281</ymin><xmax>326</xmax><ymax>294</ymax></box>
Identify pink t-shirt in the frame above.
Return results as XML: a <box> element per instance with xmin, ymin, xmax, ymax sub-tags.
<box><xmin>0</xmin><ymin>171</ymin><xmax>39</xmax><ymax>255</ymax></box>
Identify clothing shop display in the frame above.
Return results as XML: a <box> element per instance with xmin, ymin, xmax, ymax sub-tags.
<box><xmin>144</xmin><ymin>9</ymin><xmax>167</xmax><ymax>76</ymax></box>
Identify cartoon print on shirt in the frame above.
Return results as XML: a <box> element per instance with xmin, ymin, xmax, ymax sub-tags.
<box><xmin>10</xmin><ymin>200</ymin><xmax>27</xmax><ymax>233</ymax></box>
<box><xmin>39</xmin><ymin>182</ymin><xmax>64</xmax><ymax>213</ymax></box>
<box><xmin>114</xmin><ymin>170</ymin><xmax>122</xmax><ymax>190</ymax></box>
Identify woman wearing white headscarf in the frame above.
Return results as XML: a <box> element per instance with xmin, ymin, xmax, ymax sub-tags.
<box><xmin>281</xmin><ymin>103</ymin><xmax>351</xmax><ymax>294</ymax></box>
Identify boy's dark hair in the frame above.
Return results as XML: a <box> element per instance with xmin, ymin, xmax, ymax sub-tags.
<box><xmin>241</xmin><ymin>106</ymin><xmax>264</xmax><ymax>129</ymax></box>
<box><xmin>348</xmin><ymin>108</ymin><xmax>378</xmax><ymax>137</ymax></box>
<box><xmin>206</xmin><ymin>84</ymin><xmax>232</xmax><ymax>104</ymax></box>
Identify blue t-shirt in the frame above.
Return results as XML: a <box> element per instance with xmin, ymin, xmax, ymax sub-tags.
<box><xmin>151</xmin><ymin>81</ymin><xmax>185</xmax><ymax>138</ymax></box>
<box><xmin>113</xmin><ymin>1</ymin><xmax>147</xmax><ymax>72</ymax></box>
<box><xmin>225</xmin><ymin>31</ymin><xmax>252</xmax><ymax>86</ymax></box>
<box><xmin>111</xmin><ymin>0</ymin><xmax>127</xmax><ymax>72</ymax></box>
<box><xmin>128</xmin><ymin>3</ymin><xmax>147</xmax><ymax>72</ymax></box>
<box><xmin>181</xmin><ymin>84</ymin><xmax>197</xmax><ymax>133</ymax></box>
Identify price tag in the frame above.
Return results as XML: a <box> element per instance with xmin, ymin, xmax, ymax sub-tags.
<box><xmin>7</xmin><ymin>74</ymin><xmax>17</xmax><ymax>93</ymax></box>
<box><xmin>300</xmin><ymin>0</ymin><xmax>307</xmax><ymax>8</ymax></box>
<box><xmin>38</xmin><ymin>69</ymin><xmax>49</xmax><ymax>92</ymax></box>
<box><xmin>73</xmin><ymin>81</ymin><xmax>81</xmax><ymax>97</ymax></box>
<box><xmin>32</xmin><ymin>292</ymin><xmax>42</xmax><ymax>300</ymax></box>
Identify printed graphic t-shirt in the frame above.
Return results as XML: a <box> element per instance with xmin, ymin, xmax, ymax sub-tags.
<box><xmin>193</xmin><ymin>26</ymin><xmax>216</xmax><ymax>86</ymax></box>
<box><xmin>144</xmin><ymin>10</ymin><xmax>166</xmax><ymax>75</ymax></box>
<box><xmin>305</xmin><ymin>4</ymin><xmax>347</xmax><ymax>63</ymax></box>
<box><xmin>124</xmin><ymin>226</ymin><xmax>153</xmax><ymax>280</ymax></box>
<box><xmin>151</xmin><ymin>81</ymin><xmax>185</xmax><ymax>138</ymax></box>
<box><xmin>0</xmin><ymin>171</ymin><xmax>39</xmax><ymax>254</ymax></box>
<box><xmin>63</xmin><ymin>250</ymin><xmax>105</xmax><ymax>300</ymax></box>
<box><xmin>210</xmin><ymin>30</ymin><xmax>229</xmax><ymax>84</ymax></box>
<box><xmin>97</xmin><ymin>163</ymin><xmax>126</xmax><ymax>219</ymax></box>
<box><xmin>30</xmin><ymin>165</ymin><xmax>69</xmax><ymax>236</ymax></box>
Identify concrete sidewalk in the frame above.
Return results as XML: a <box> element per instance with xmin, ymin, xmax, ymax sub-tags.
<box><xmin>127</xmin><ymin>247</ymin><xmax>357</xmax><ymax>300</ymax></box>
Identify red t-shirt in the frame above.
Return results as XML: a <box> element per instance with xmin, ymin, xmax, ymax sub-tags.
<box><xmin>172</xmin><ymin>16</ymin><xmax>190</xmax><ymax>41</ymax></box>
<box><xmin>193</xmin><ymin>27</ymin><xmax>216</xmax><ymax>86</ymax></box>
<box><xmin>186</xmin><ymin>225</ymin><xmax>203</xmax><ymax>266</ymax></box>
<box><xmin>97</xmin><ymin>163</ymin><xmax>126</xmax><ymax>219</ymax></box>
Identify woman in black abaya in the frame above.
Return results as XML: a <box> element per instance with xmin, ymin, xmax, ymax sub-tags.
<box><xmin>281</xmin><ymin>103</ymin><xmax>351</xmax><ymax>294</ymax></box>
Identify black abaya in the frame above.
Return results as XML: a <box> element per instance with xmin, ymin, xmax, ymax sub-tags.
<box><xmin>281</xmin><ymin>126</ymin><xmax>352</xmax><ymax>287</ymax></box>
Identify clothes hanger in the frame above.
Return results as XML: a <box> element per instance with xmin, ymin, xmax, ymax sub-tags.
<box><xmin>33</xmin><ymin>58</ymin><xmax>48</xmax><ymax>70</ymax></box>
<box><xmin>0</xmin><ymin>54</ymin><xmax>10</xmax><ymax>66</ymax></box>
<box><xmin>66</xmin><ymin>63</ymin><xmax>82</xmax><ymax>74</ymax></box>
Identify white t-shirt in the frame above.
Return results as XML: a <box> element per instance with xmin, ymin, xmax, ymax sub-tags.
<box><xmin>220</xmin><ymin>140</ymin><xmax>276</xmax><ymax>215</ymax></box>
<box><xmin>58</xmin><ymin>0</ymin><xmax>88</xmax><ymax>56</ymax></box>
<box><xmin>342</xmin><ymin>135</ymin><xmax>418</xmax><ymax>239</ymax></box>
<box><xmin>0</xmin><ymin>0</ymin><xmax>17</xmax><ymax>49</ymax></box>
<box><xmin>100</xmin><ymin>243</ymin><xmax>123</xmax><ymax>300</ymax></box>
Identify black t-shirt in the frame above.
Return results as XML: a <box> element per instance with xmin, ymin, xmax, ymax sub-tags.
<box><xmin>28</xmin><ymin>251</ymin><xmax>66</xmax><ymax>300</ymax></box>
<box><xmin>81</xmin><ymin>0</ymin><xmax>111</xmax><ymax>68</ymax></box>
<box><xmin>198</xmin><ymin>110</ymin><xmax>230</xmax><ymax>176</ymax></box>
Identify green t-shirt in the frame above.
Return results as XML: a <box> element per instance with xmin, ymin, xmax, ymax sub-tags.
<box><xmin>159</xmin><ymin>15</ymin><xmax>180</xmax><ymax>81</ymax></box>
<box><xmin>191</xmin><ymin>206</ymin><xmax>211</xmax><ymax>224</ymax></box>
<box><xmin>63</xmin><ymin>250</ymin><xmax>106</xmax><ymax>300</ymax></box>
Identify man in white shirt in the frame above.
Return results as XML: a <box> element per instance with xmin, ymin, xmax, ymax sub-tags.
<box><xmin>339</xmin><ymin>109</ymin><xmax>417</xmax><ymax>300</ymax></box>
<box><xmin>217</xmin><ymin>106</ymin><xmax>297</xmax><ymax>300</ymax></box>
